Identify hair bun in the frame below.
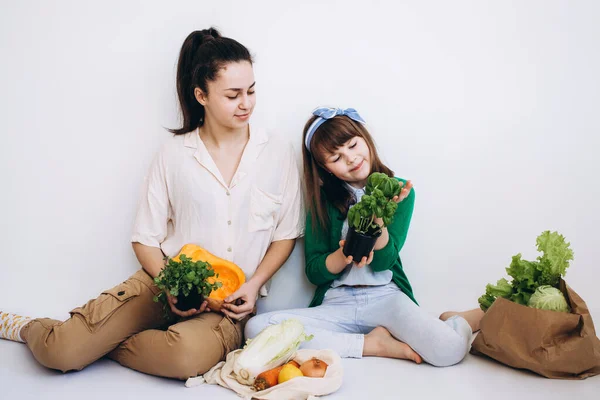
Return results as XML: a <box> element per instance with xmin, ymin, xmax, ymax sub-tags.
<box><xmin>184</xmin><ymin>28</ymin><xmax>221</xmax><ymax>58</ymax></box>
<box><xmin>200</xmin><ymin>27</ymin><xmax>221</xmax><ymax>42</ymax></box>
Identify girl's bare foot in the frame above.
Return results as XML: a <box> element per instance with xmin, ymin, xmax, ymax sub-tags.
<box><xmin>440</xmin><ymin>308</ymin><xmax>485</xmax><ymax>332</ymax></box>
<box><xmin>363</xmin><ymin>326</ymin><xmax>422</xmax><ymax>364</ymax></box>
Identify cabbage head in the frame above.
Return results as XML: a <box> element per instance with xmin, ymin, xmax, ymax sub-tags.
<box><xmin>527</xmin><ymin>285</ymin><xmax>570</xmax><ymax>313</ymax></box>
<box><xmin>233</xmin><ymin>319</ymin><xmax>312</xmax><ymax>385</ymax></box>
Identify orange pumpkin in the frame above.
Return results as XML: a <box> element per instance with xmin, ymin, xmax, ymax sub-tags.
<box><xmin>174</xmin><ymin>244</ymin><xmax>246</xmax><ymax>311</ymax></box>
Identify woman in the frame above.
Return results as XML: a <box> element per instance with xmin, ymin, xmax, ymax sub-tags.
<box><xmin>0</xmin><ymin>28</ymin><xmax>303</xmax><ymax>380</ymax></box>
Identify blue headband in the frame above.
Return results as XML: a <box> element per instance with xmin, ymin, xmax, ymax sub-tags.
<box><xmin>304</xmin><ymin>107</ymin><xmax>366</xmax><ymax>151</ymax></box>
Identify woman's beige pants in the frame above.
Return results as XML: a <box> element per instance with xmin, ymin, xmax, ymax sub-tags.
<box><xmin>21</xmin><ymin>269</ymin><xmax>243</xmax><ymax>380</ymax></box>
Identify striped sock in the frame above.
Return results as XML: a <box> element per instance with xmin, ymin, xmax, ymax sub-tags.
<box><xmin>0</xmin><ymin>311</ymin><xmax>32</xmax><ymax>343</ymax></box>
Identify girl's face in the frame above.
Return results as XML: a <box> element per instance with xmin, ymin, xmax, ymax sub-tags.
<box><xmin>195</xmin><ymin>61</ymin><xmax>256</xmax><ymax>130</ymax></box>
<box><xmin>322</xmin><ymin>136</ymin><xmax>371</xmax><ymax>188</ymax></box>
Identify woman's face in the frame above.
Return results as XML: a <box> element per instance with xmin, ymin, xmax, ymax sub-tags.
<box><xmin>196</xmin><ymin>61</ymin><xmax>256</xmax><ymax>130</ymax></box>
<box><xmin>322</xmin><ymin>136</ymin><xmax>371</xmax><ymax>188</ymax></box>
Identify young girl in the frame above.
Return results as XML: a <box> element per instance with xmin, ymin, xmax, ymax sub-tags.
<box><xmin>0</xmin><ymin>28</ymin><xmax>303</xmax><ymax>379</ymax></box>
<box><xmin>245</xmin><ymin>107</ymin><xmax>484</xmax><ymax>366</ymax></box>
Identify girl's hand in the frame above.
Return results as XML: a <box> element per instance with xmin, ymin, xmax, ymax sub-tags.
<box><xmin>166</xmin><ymin>292</ymin><xmax>210</xmax><ymax>318</ymax></box>
<box><xmin>338</xmin><ymin>240</ymin><xmax>353</xmax><ymax>265</ymax></box>
<box><xmin>338</xmin><ymin>240</ymin><xmax>374</xmax><ymax>269</ymax></box>
<box><xmin>222</xmin><ymin>281</ymin><xmax>260</xmax><ymax>321</ymax></box>
<box><xmin>391</xmin><ymin>180</ymin><xmax>413</xmax><ymax>203</ymax></box>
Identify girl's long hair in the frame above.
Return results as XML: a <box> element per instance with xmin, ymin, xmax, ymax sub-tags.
<box><xmin>302</xmin><ymin>115</ymin><xmax>394</xmax><ymax>232</ymax></box>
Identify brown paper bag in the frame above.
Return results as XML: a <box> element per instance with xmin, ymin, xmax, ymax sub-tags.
<box><xmin>471</xmin><ymin>279</ymin><xmax>600</xmax><ymax>379</ymax></box>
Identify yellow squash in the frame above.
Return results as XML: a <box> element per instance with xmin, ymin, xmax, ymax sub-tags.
<box><xmin>174</xmin><ymin>244</ymin><xmax>246</xmax><ymax>311</ymax></box>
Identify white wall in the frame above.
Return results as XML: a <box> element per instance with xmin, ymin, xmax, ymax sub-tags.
<box><xmin>1</xmin><ymin>0</ymin><xmax>598</xmax><ymax>320</ymax></box>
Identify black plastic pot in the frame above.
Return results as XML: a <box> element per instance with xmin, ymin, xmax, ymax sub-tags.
<box><xmin>176</xmin><ymin>290</ymin><xmax>204</xmax><ymax>312</ymax></box>
<box><xmin>343</xmin><ymin>227</ymin><xmax>382</xmax><ymax>262</ymax></box>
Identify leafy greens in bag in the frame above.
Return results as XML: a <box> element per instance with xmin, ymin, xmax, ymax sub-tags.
<box><xmin>478</xmin><ymin>231</ymin><xmax>574</xmax><ymax>312</ymax></box>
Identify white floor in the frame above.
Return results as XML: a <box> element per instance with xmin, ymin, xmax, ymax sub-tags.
<box><xmin>2</xmin><ymin>336</ymin><xmax>599</xmax><ymax>400</ymax></box>
<box><xmin>3</xmin><ymin>246</ymin><xmax>599</xmax><ymax>399</ymax></box>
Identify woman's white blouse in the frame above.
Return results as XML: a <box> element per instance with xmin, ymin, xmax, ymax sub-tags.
<box><xmin>131</xmin><ymin>125</ymin><xmax>304</xmax><ymax>296</ymax></box>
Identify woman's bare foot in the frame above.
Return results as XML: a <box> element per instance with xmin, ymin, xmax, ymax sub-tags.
<box><xmin>363</xmin><ymin>326</ymin><xmax>422</xmax><ymax>364</ymax></box>
<box><xmin>440</xmin><ymin>308</ymin><xmax>485</xmax><ymax>332</ymax></box>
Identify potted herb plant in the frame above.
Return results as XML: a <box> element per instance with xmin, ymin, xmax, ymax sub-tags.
<box><xmin>343</xmin><ymin>172</ymin><xmax>402</xmax><ymax>261</ymax></box>
<box><xmin>153</xmin><ymin>254</ymin><xmax>223</xmax><ymax>312</ymax></box>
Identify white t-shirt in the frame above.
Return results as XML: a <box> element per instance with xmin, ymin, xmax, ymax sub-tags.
<box><xmin>131</xmin><ymin>125</ymin><xmax>304</xmax><ymax>296</ymax></box>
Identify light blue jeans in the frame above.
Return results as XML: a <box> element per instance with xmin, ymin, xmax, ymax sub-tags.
<box><xmin>245</xmin><ymin>283</ymin><xmax>473</xmax><ymax>367</ymax></box>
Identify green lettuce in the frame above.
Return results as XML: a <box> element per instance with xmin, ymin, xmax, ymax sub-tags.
<box><xmin>478</xmin><ymin>231</ymin><xmax>573</xmax><ymax>312</ymax></box>
<box><xmin>535</xmin><ymin>231</ymin><xmax>574</xmax><ymax>287</ymax></box>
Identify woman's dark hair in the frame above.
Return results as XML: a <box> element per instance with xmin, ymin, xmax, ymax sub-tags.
<box><xmin>169</xmin><ymin>27</ymin><xmax>253</xmax><ymax>135</ymax></box>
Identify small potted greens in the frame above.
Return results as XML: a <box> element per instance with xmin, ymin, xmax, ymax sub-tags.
<box><xmin>153</xmin><ymin>254</ymin><xmax>222</xmax><ymax>312</ymax></box>
<box><xmin>343</xmin><ymin>172</ymin><xmax>402</xmax><ymax>261</ymax></box>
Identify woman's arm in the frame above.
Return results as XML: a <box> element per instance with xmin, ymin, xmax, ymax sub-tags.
<box><xmin>132</xmin><ymin>242</ymin><xmax>165</xmax><ymax>278</ymax></box>
<box><xmin>221</xmin><ymin>239</ymin><xmax>296</xmax><ymax>320</ymax></box>
<box><xmin>247</xmin><ymin>239</ymin><xmax>296</xmax><ymax>290</ymax></box>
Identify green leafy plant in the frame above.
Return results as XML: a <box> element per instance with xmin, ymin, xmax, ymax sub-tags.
<box><xmin>478</xmin><ymin>231</ymin><xmax>574</xmax><ymax>312</ymax></box>
<box><xmin>347</xmin><ymin>172</ymin><xmax>402</xmax><ymax>235</ymax></box>
<box><xmin>153</xmin><ymin>254</ymin><xmax>222</xmax><ymax>310</ymax></box>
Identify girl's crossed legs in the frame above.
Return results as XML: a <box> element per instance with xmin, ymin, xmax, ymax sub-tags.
<box><xmin>245</xmin><ymin>283</ymin><xmax>474</xmax><ymax>367</ymax></box>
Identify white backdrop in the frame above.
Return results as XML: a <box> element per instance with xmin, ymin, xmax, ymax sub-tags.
<box><xmin>1</xmin><ymin>0</ymin><xmax>598</xmax><ymax>321</ymax></box>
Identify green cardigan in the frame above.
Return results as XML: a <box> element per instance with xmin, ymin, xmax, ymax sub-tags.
<box><xmin>304</xmin><ymin>178</ymin><xmax>418</xmax><ymax>307</ymax></box>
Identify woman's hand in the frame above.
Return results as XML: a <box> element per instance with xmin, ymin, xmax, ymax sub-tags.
<box><xmin>222</xmin><ymin>281</ymin><xmax>260</xmax><ymax>321</ymax></box>
<box><xmin>391</xmin><ymin>180</ymin><xmax>413</xmax><ymax>203</ymax></box>
<box><xmin>338</xmin><ymin>240</ymin><xmax>374</xmax><ymax>269</ymax></box>
<box><xmin>166</xmin><ymin>292</ymin><xmax>210</xmax><ymax>318</ymax></box>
